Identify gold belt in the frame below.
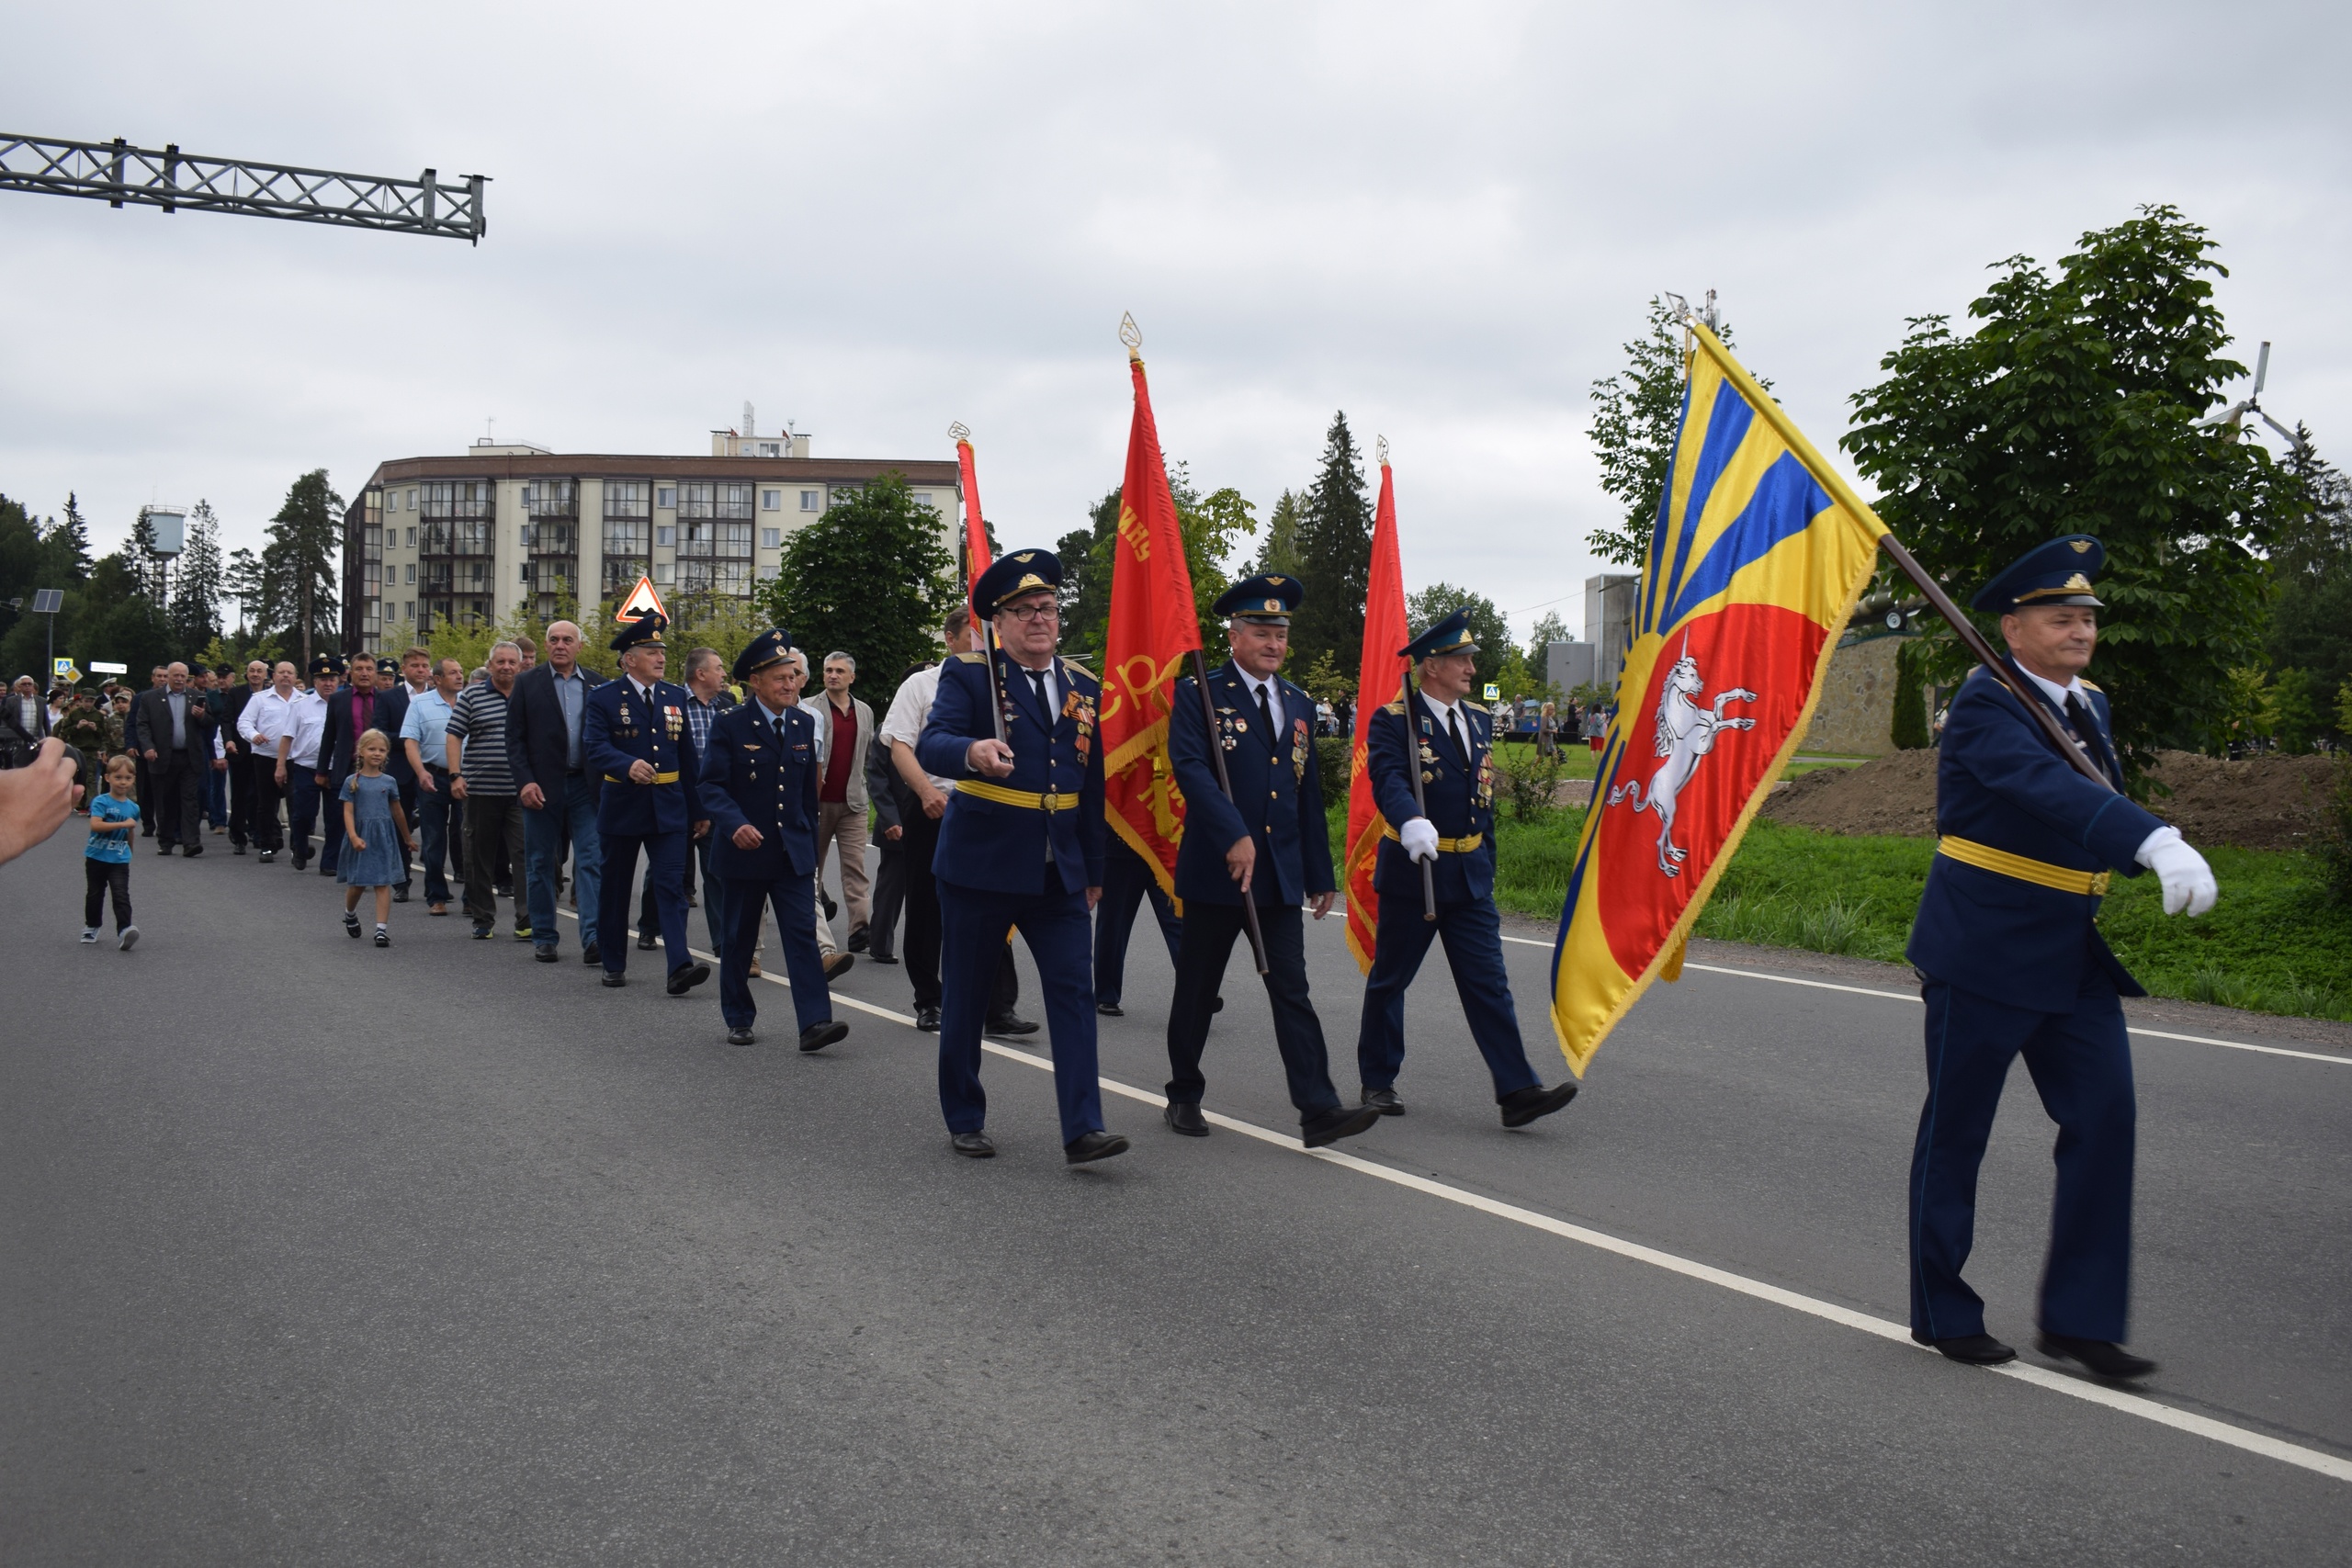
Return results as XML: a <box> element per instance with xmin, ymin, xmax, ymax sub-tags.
<box><xmin>956</xmin><ymin>779</ymin><xmax>1071</xmax><ymax>813</ymax></box>
<box><xmin>1937</xmin><ymin>835</ymin><xmax>2110</xmax><ymax>896</ymax></box>
<box><xmin>1383</xmin><ymin>825</ymin><xmax>1485</xmax><ymax>853</ymax></box>
<box><xmin>605</xmin><ymin>770</ymin><xmax>680</xmax><ymax>785</ymax></box>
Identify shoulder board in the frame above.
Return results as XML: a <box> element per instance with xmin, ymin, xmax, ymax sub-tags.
<box><xmin>1463</xmin><ymin>700</ymin><xmax>1488</xmax><ymax>714</ymax></box>
<box><xmin>1381</xmin><ymin>700</ymin><xmax>1407</xmax><ymax>716</ymax></box>
<box><xmin>954</xmin><ymin>651</ymin><xmax>987</xmax><ymax>664</ymax></box>
<box><xmin>1057</xmin><ymin>658</ymin><xmax>1094</xmax><ymax>679</ymax></box>
<box><xmin>2078</xmin><ymin>679</ymin><xmax>2102</xmax><ymax>693</ymax></box>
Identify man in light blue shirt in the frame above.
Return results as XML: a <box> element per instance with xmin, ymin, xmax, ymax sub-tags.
<box><xmin>401</xmin><ymin>658</ymin><xmax>464</xmax><ymax>912</ymax></box>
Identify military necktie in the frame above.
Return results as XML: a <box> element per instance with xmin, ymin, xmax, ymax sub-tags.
<box><xmin>1026</xmin><ymin>667</ymin><xmax>1049</xmax><ymax>724</ymax></box>
<box><xmin>1448</xmin><ymin>707</ymin><xmax>1467</xmax><ymax>770</ymax></box>
<box><xmin>2063</xmin><ymin>692</ymin><xmax>2105</xmax><ymax>780</ymax></box>
<box><xmin>1255</xmin><ymin>682</ymin><xmax>1275</xmax><ymax>745</ymax></box>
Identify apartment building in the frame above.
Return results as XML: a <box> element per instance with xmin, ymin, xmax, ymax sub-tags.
<box><xmin>343</xmin><ymin>429</ymin><xmax>962</xmax><ymax>649</ymax></box>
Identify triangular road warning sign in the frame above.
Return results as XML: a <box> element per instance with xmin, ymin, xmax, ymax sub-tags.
<box><xmin>614</xmin><ymin>575</ymin><xmax>666</xmax><ymax>624</ymax></box>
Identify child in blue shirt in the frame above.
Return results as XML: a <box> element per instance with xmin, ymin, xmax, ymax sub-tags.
<box><xmin>85</xmin><ymin>752</ymin><xmax>141</xmax><ymax>950</ymax></box>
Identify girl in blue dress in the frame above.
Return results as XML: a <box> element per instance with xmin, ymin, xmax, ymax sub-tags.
<box><xmin>339</xmin><ymin>730</ymin><xmax>414</xmax><ymax>947</ymax></box>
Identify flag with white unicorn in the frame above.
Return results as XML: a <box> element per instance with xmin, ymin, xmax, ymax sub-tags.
<box><xmin>1548</xmin><ymin>321</ymin><xmax>1885</xmax><ymax>1076</ymax></box>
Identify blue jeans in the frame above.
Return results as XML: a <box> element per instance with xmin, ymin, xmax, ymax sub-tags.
<box><xmin>415</xmin><ymin>778</ymin><xmax>453</xmax><ymax>904</ymax></box>
<box><xmin>526</xmin><ymin>773</ymin><xmax>601</xmax><ymax>951</ymax></box>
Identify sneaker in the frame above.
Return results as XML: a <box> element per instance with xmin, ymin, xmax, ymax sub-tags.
<box><xmin>119</xmin><ymin>925</ymin><xmax>140</xmax><ymax>952</ymax></box>
<box><xmin>471</xmin><ymin>923</ymin><xmax>493</xmax><ymax>940</ymax></box>
<box><xmin>513</xmin><ymin>925</ymin><xmax>534</xmax><ymax>941</ymax></box>
<box><xmin>374</xmin><ymin>927</ymin><xmax>390</xmax><ymax>948</ymax></box>
<box><xmin>344</xmin><ymin>911</ymin><xmax>363</xmax><ymax>939</ymax></box>
<box><xmin>80</xmin><ymin>928</ymin><xmax>99</xmax><ymax>945</ymax></box>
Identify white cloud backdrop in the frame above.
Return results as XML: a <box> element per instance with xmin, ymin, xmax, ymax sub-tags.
<box><xmin>4</xmin><ymin>0</ymin><xmax>2345</xmax><ymax>637</ymax></box>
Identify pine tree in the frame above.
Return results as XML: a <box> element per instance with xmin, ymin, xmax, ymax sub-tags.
<box><xmin>51</xmin><ymin>493</ymin><xmax>93</xmax><ymax>582</ymax></box>
<box><xmin>224</xmin><ymin>547</ymin><xmax>265</xmax><ymax>637</ymax></box>
<box><xmin>171</xmin><ymin>500</ymin><xmax>226</xmax><ymax>651</ymax></box>
<box><xmin>1290</xmin><ymin>414</ymin><xmax>1374</xmax><ymax>680</ymax></box>
<box><xmin>261</xmin><ymin>469</ymin><xmax>345</xmax><ymax>670</ymax></box>
<box><xmin>1254</xmin><ymin>490</ymin><xmax>1304</xmax><ymax>579</ymax></box>
<box><xmin>130</xmin><ymin>506</ymin><xmax>168</xmax><ymax>604</ymax></box>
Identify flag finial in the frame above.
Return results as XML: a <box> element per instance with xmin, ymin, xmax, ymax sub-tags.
<box><xmin>947</xmin><ymin>421</ymin><xmax>971</xmax><ymax>446</ymax></box>
<box><xmin>1118</xmin><ymin>311</ymin><xmax>1143</xmax><ymax>361</ymax></box>
<box><xmin>1376</xmin><ymin>434</ymin><xmax>1389</xmax><ymax>467</ymax></box>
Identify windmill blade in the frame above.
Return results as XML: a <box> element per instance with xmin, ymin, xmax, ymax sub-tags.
<box><xmin>2195</xmin><ymin>399</ymin><xmax>2252</xmax><ymax>430</ymax></box>
<box><xmin>2252</xmin><ymin>340</ymin><xmax>2272</xmax><ymax>398</ymax></box>
<box><xmin>2256</xmin><ymin>409</ymin><xmax>2308</xmax><ymax>456</ymax></box>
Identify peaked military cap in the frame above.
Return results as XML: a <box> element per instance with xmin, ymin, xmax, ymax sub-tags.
<box><xmin>1971</xmin><ymin>536</ymin><xmax>2106</xmax><ymax>615</ymax></box>
<box><xmin>375</xmin><ymin>657</ymin><xmax>399</xmax><ymax>678</ymax></box>
<box><xmin>972</xmin><ymin>549</ymin><xmax>1061</xmax><ymax>618</ymax></box>
<box><xmin>310</xmin><ymin>653</ymin><xmax>346</xmax><ymax>677</ymax></box>
<box><xmin>1400</xmin><ymin>606</ymin><xmax>1478</xmax><ymax>661</ymax></box>
<box><xmin>1215</xmin><ymin>573</ymin><xmax>1305</xmax><ymax>624</ymax></box>
<box><xmin>610</xmin><ymin>610</ymin><xmax>669</xmax><ymax>653</ymax></box>
<box><xmin>733</xmin><ymin>627</ymin><xmax>796</xmax><ymax>683</ymax></box>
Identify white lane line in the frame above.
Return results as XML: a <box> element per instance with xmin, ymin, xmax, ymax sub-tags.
<box><xmin>1497</xmin><ymin>935</ymin><xmax>2351</xmax><ymax>1065</ymax></box>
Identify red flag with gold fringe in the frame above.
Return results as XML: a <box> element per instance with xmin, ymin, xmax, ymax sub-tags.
<box><xmin>1343</xmin><ymin>450</ymin><xmax>1410</xmax><ymax>973</ymax></box>
<box><xmin>1098</xmin><ymin>349</ymin><xmax>1203</xmax><ymax>899</ymax></box>
<box><xmin>951</xmin><ymin>425</ymin><xmax>992</xmax><ymax>606</ymax></box>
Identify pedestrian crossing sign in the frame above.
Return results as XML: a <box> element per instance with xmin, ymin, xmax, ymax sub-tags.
<box><xmin>1483</xmin><ymin>682</ymin><xmax>1501</xmax><ymax>701</ymax></box>
<box><xmin>614</xmin><ymin>575</ymin><xmax>666</xmax><ymax>624</ymax></box>
<box><xmin>53</xmin><ymin>658</ymin><xmax>80</xmax><ymax>683</ymax></box>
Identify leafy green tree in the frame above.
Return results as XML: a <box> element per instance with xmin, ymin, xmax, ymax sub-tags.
<box><xmin>257</xmin><ymin>470</ymin><xmax>345</xmax><ymax>669</ymax></box>
<box><xmin>1290</xmin><ymin>413</ymin><xmax>1374</xmax><ymax>682</ymax></box>
<box><xmin>1298</xmin><ymin>649</ymin><xmax>1353</xmax><ymax>703</ymax></box>
<box><xmin>70</xmin><ymin>552</ymin><xmax>175</xmax><ymax>679</ymax></box>
<box><xmin>1842</xmin><ymin>206</ymin><xmax>2305</xmax><ymax>783</ymax></box>
<box><xmin>1254</xmin><ymin>489</ymin><xmax>1305</xmax><ymax>580</ymax></box>
<box><xmin>1588</xmin><ymin>297</ymin><xmax>1758</xmax><ymax>568</ymax></box>
<box><xmin>1892</xmin><ymin>640</ymin><xmax>1931</xmax><ymax>750</ymax></box>
<box><xmin>2267</xmin><ymin>434</ymin><xmax>2351</xmax><ymax>747</ymax></box>
<box><xmin>1407</xmin><ymin>581</ymin><xmax>1511</xmax><ymax>694</ymax></box>
<box><xmin>170</xmin><ymin>500</ymin><xmax>225</xmax><ymax>651</ymax></box>
<box><xmin>756</xmin><ymin>471</ymin><xmax>957</xmax><ymax>691</ymax></box>
<box><xmin>1525</xmin><ymin>609</ymin><xmax>1569</xmax><ymax>671</ymax></box>
<box><xmin>1055</xmin><ymin>489</ymin><xmax>1121</xmax><ymax>657</ymax></box>
<box><xmin>1055</xmin><ymin>468</ymin><xmax>1257</xmax><ymax>663</ymax></box>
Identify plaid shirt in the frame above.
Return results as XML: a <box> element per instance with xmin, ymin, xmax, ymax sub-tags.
<box><xmin>684</xmin><ymin>693</ymin><xmax>717</xmax><ymax>764</ymax></box>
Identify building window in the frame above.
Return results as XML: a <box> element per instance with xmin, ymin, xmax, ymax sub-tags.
<box><xmin>520</xmin><ymin>562</ymin><xmax>534</xmax><ymax>584</ymax></box>
<box><xmin>799</xmin><ymin>490</ymin><xmax>820</xmax><ymax>512</ymax></box>
<box><xmin>405</xmin><ymin>563</ymin><xmax>415</xmax><ymax>584</ymax></box>
<box><xmin>654</xmin><ymin>562</ymin><xmax>673</xmax><ymax>584</ymax></box>
<box><xmin>527</xmin><ymin>479</ymin><xmax>577</xmax><ymax>518</ymax></box>
<box><xmin>404</xmin><ymin>602</ymin><xmax>415</xmax><ymax>622</ymax></box>
<box><xmin>422</xmin><ymin>479</ymin><xmax>492</xmax><ymax>520</ymax></box>
<box><xmin>913</xmin><ymin>491</ymin><xmax>938</xmax><ymax>510</ymax></box>
<box><xmin>605</xmin><ymin>480</ymin><xmax>651</xmax><ymax>520</ymax></box>
<box><xmin>760</xmin><ymin>527</ymin><xmax>781</xmax><ymax>549</ymax></box>
<box><xmin>761</xmin><ymin>489</ymin><xmax>781</xmax><ymax>512</ymax></box>
<box><xmin>656</xmin><ymin>486</ymin><xmax>675</xmax><ymax>510</ymax></box>
<box><xmin>655</xmin><ymin>525</ymin><xmax>676</xmax><ymax>547</ymax></box>
<box><xmin>405</xmin><ymin>527</ymin><xmax>416</xmax><ymax>548</ymax></box>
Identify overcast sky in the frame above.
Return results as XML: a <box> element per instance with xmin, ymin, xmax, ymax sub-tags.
<box><xmin>4</xmin><ymin>0</ymin><xmax>2345</xmax><ymax>639</ymax></box>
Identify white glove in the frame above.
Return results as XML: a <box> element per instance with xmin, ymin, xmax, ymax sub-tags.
<box><xmin>1399</xmin><ymin>817</ymin><xmax>1441</xmax><ymax>863</ymax></box>
<box><xmin>2135</xmin><ymin>826</ymin><xmax>2217</xmax><ymax>918</ymax></box>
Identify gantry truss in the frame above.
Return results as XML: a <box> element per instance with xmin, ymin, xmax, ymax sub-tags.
<box><xmin>0</xmin><ymin>133</ymin><xmax>486</xmax><ymax>242</ymax></box>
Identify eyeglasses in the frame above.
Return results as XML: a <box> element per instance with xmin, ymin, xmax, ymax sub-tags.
<box><xmin>999</xmin><ymin>603</ymin><xmax>1060</xmax><ymax>624</ymax></box>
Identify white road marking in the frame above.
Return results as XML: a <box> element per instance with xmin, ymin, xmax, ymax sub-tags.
<box><xmin>1497</xmin><ymin>934</ymin><xmax>2350</xmax><ymax>1065</ymax></box>
<box><xmin>562</xmin><ymin>906</ymin><xmax>2347</xmax><ymax>1485</ymax></box>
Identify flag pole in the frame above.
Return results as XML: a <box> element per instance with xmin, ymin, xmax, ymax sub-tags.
<box><xmin>1677</xmin><ymin>317</ymin><xmax>2113</xmax><ymax>794</ymax></box>
<box><xmin>950</xmin><ymin>423</ymin><xmax>1010</xmax><ymax>750</ymax></box>
<box><xmin>1190</xmin><ymin>648</ymin><xmax>1271</xmax><ymax>976</ymax></box>
<box><xmin>1399</xmin><ymin>665</ymin><xmax>1438</xmax><ymax>921</ymax></box>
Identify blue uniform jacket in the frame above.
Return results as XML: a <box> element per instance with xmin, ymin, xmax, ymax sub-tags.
<box><xmin>1168</xmin><ymin>662</ymin><xmax>1333</xmax><ymax>908</ymax></box>
<box><xmin>697</xmin><ymin>700</ymin><xmax>820</xmax><ymax>881</ymax></box>
<box><xmin>1906</xmin><ymin>660</ymin><xmax>2165</xmax><ymax>1013</ymax></box>
<box><xmin>915</xmin><ymin>650</ymin><xmax>1106</xmax><ymax>896</ymax></box>
<box><xmin>585</xmin><ymin>676</ymin><xmax>705</xmax><ymax>836</ymax></box>
<box><xmin>1367</xmin><ymin>692</ymin><xmax>1498</xmax><ymax>905</ymax></box>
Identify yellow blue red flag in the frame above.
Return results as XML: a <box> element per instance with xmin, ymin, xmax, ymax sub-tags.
<box><xmin>1550</xmin><ymin>323</ymin><xmax>1887</xmax><ymax>1076</ymax></box>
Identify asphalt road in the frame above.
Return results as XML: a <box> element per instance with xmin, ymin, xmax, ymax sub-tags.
<box><xmin>6</xmin><ymin>824</ymin><xmax>2349</xmax><ymax>1565</ymax></box>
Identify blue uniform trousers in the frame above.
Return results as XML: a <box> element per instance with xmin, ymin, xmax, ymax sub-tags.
<box><xmin>525</xmin><ymin>774</ymin><xmax>602</xmax><ymax>953</ymax></box>
<box><xmin>719</xmin><ymin>872</ymin><xmax>831</xmax><ymax>1033</ymax></box>
<box><xmin>1356</xmin><ymin>897</ymin><xmax>1540</xmax><ymax>1099</ymax></box>
<box><xmin>936</xmin><ymin>878</ymin><xmax>1103</xmax><ymax>1145</ymax></box>
<box><xmin>1094</xmin><ymin>840</ymin><xmax>1181</xmax><ymax>1006</ymax></box>
<box><xmin>1166</xmin><ymin>901</ymin><xmax>1340</xmax><ymax>1122</ymax></box>
<box><xmin>599</xmin><ymin>829</ymin><xmax>691</xmax><ymax>977</ymax></box>
<box><xmin>1909</xmin><ymin>971</ymin><xmax>2135</xmax><ymax>1343</ymax></box>
<box><xmin>286</xmin><ymin>771</ymin><xmax>323</xmax><ymax>866</ymax></box>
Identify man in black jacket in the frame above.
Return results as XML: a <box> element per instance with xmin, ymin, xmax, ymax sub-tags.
<box><xmin>130</xmin><ymin>661</ymin><xmax>217</xmax><ymax>855</ymax></box>
<box><xmin>216</xmin><ymin>660</ymin><xmax>267</xmax><ymax>853</ymax></box>
<box><xmin>506</xmin><ymin>620</ymin><xmax>604</xmax><ymax>964</ymax></box>
<box><xmin>317</xmin><ymin>655</ymin><xmax>394</xmax><ymax>880</ymax></box>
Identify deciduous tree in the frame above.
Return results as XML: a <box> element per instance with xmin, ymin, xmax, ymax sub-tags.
<box><xmin>757</xmin><ymin>471</ymin><xmax>957</xmax><ymax>689</ymax></box>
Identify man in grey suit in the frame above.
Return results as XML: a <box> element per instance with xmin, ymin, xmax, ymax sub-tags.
<box><xmin>130</xmin><ymin>662</ymin><xmax>217</xmax><ymax>855</ymax></box>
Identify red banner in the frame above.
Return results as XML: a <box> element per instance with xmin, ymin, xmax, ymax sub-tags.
<box><xmin>1344</xmin><ymin>457</ymin><xmax>1410</xmax><ymax>973</ymax></box>
<box><xmin>954</xmin><ymin>435</ymin><xmax>991</xmax><ymax>607</ymax></box>
<box><xmin>1099</xmin><ymin>354</ymin><xmax>1203</xmax><ymax>899</ymax></box>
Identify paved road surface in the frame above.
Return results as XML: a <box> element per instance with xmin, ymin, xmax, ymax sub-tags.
<box><xmin>5</xmin><ymin>827</ymin><xmax>2348</xmax><ymax>1564</ymax></box>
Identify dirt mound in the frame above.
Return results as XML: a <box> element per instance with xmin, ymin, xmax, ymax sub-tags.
<box><xmin>1760</xmin><ymin>749</ymin><xmax>2340</xmax><ymax>852</ymax></box>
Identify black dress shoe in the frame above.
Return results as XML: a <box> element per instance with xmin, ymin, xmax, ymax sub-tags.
<box><xmin>2037</xmin><ymin>1333</ymin><xmax>2156</xmax><ymax>1380</ymax></box>
<box><xmin>1096</xmin><ymin>1001</ymin><xmax>1125</xmax><ymax>1017</ymax></box>
<box><xmin>156</xmin><ymin>844</ymin><xmax>173</xmax><ymax>855</ymax></box>
<box><xmin>799</xmin><ymin>1020</ymin><xmax>849</xmax><ymax>1053</ymax></box>
<box><xmin>727</xmin><ymin>1025</ymin><xmax>756</xmax><ymax>1046</ymax></box>
<box><xmin>182</xmin><ymin>844</ymin><xmax>203</xmax><ymax>858</ymax></box>
<box><xmin>319</xmin><ymin>864</ymin><xmax>334</xmax><ymax>876</ymax></box>
<box><xmin>847</xmin><ymin>925</ymin><xmax>868</xmax><ymax>953</ymax></box>
<box><xmin>1498</xmin><ymin>1081</ymin><xmax>1579</xmax><ymax>1128</ymax></box>
<box><xmin>232</xmin><ymin>843</ymin><xmax>246</xmax><ymax>855</ymax></box>
<box><xmin>602</xmin><ymin>973</ymin><xmax>628</xmax><ymax>988</ymax></box>
<box><xmin>1912</xmin><ymin>1330</ymin><xmax>2017</xmax><ymax>1366</ymax></box>
<box><xmin>1302</xmin><ymin>1103</ymin><xmax>1383</xmax><ymax>1149</ymax></box>
<box><xmin>258</xmin><ymin>850</ymin><xmax>276</xmax><ymax>863</ymax></box>
<box><xmin>951</xmin><ymin>1131</ymin><xmax>995</xmax><ymax>1158</ymax></box>
<box><xmin>870</xmin><ymin>952</ymin><xmax>899</xmax><ymax>965</ymax></box>
<box><xmin>392</xmin><ymin>885</ymin><xmax>409</xmax><ymax>903</ymax></box>
<box><xmin>987</xmin><ymin>1011</ymin><xmax>1039</xmax><ymax>1036</ymax></box>
<box><xmin>915</xmin><ymin>1005</ymin><xmax>942</xmax><ymax>1032</ymax></box>
<box><xmin>637</xmin><ymin>932</ymin><xmax>659</xmax><ymax>951</ymax></box>
<box><xmin>1361</xmin><ymin>1086</ymin><xmax>1406</xmax><ymax>1116</ymax></box>
<box><xmin>666</xmin><ymin>962</ymin><xmax>711</xmax><ymax>997</ymax></box>
<box><xmin>1064</xmin><ymin>1130</ymin><xmax>1130</xmax><ymax>1165</ymax></box>
<box><xmin>820</xmin><ymin>889</ymin><xmax>838</xmax><ymax>921</ymax></box>
<box><xmin>1163</xmin><ymin>1100</ymin><xmax>1209</xmax><ymax>1136</ymax></box>
<box><xmin>533</xmin><ymin>946</ymin><xmax>559</xmax><ymax>964</ymax></box>
<box><xmin>1211</xmin><ymin>997</ymin><xmax>1223</xmax><ymax>1013</ymax></box>
<box><xmin>581</xmin><ymin>943</ymin><xmax>600</xmax><ymax>965</ymax></box>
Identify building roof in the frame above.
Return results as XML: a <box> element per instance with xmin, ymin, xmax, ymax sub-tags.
<box><xmin>364</xmin><ymin>454</ymin><xmax>962</xmax><ymax>487</ymax></box>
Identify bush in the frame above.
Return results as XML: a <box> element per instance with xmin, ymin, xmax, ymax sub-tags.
<box><xmin>1498</xmin><ymin>744</ymin><xmax>1564</xmax><ymax>823</ymax></box>
<box><xmin>1891</xmin><ymin>641</ymin><xmax>1929</xmax><ymax>750</ymax></box>
<box><xmin>1314</xmin><ymin>735</ymin><xmax>1351</xmax><ymax>806</ymax></box>
<box><xmin>2319</xmin><ymin>756</ymin><xmax>2352</xmax><ymax>904</ymax></box>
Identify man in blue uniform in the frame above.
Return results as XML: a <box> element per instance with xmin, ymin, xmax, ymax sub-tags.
<box><xmin>698</xmin><ymin>628</ymin><xmax>846</xmax><ymax>1051</ymax></box>
<box><xmin>1905</xmin><ymin>536</ymin><xmax>2215</xmax><ymax>1378</ymax></box>
<box><xmin>915</xmin><ymin>549</ymin><xmax>1125</xmax><ymax>1165</ymax></box>
<box><xmin>586</xmin><ymin>613</ymin><xmax>712</xmax><ymax>997</ymax></box>
<box><xmin>1164</xmin><ymin>575</ymin><xmax>1381</xmax><ymax>1149</ymax></box>
<box><xmin>1356</xmin><ymin>609</ymin><xmax>1578</xmax><ymax>1128</ymax></box>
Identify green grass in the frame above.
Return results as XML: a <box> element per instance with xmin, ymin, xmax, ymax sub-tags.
<box><xmin>1325</xmin><ymin>803</ymin><xmax>2352</xmax><ymax>1023</ymax></box>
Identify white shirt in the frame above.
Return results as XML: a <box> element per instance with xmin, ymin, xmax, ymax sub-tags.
<box><xmin>2016</xmin><ymin>665</ymin><xmax>2090</xmax><ymax>709</ymax></box>
<box><xmin>1238</xmin><ymin>671</ymin><xmax>1283</xmax><ymax>734</ymax></box>
<box><xmin>1009</xmin><ymin>659</ymin><xmax>1057</xmax><ymax>728</ymax></box>
<box><xmin>285</xmin><ymin>689</ymin><xmax>329</xmax><ymax>768</ymax></box>
<box><xmin>881</xmin><ymin>663</ymin><xmax>956</xmax><ymax>795</ymax></box>
<box><xmin>240</xmin><ymin>688</ymin><xmax>300</xmax><ymax>753</ymax></box>
<box><xmin>1418</xmin><ymin>689</ymin><xmax>1472</xmax><ymax>750</ymax></box>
